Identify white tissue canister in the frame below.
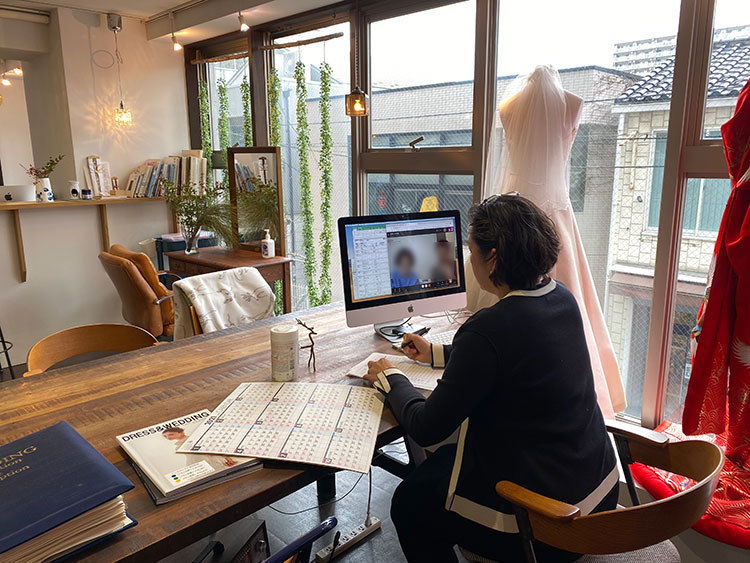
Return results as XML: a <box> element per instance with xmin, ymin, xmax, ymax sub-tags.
<box><xmin>271</xmin><ymin>324</ymin><xmax>299</xmax><ymax>382</ymax></box>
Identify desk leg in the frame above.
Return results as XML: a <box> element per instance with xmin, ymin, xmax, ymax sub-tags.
<box><xmin>316</xmin><ymin>473</ymin><xmax>336</xmax><ymax>501</ymax></box>
<box><xmin>282</xmin><ymin>261</ymin><xmax>292</xmax><ymax>314</ymax></box>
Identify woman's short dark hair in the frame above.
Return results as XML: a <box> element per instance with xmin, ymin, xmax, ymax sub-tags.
<box><xmin>469</xmin><ymin>194</ymin><xmax>560</xmax><ymax>290</ymax></box>
<box><xmin>394</xmin><ymin>247</ymin><xmax>415</xmax><ymax>266</ymax></box>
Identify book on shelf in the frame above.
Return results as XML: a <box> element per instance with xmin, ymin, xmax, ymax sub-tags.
<box><xmin>116</xmin><ymin>410</ymin><xmax>262</xmax><ymax>505</ymax></box>
<box><xmin>0</xmin><ymin>421</ymin><xmax>136</xmax><ymax>563</ymax></box>
<box><xmin>124</xmin><ymin>152</ymin><xmax>208</xmax><ymax>198</ymax></box>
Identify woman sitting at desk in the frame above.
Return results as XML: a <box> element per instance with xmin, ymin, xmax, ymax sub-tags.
<box><xmin>365</xmin><ymin>194</ymin><xmax>617</xmax><ymax>563</ymax></box>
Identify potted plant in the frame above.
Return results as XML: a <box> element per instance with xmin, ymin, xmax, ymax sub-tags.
<box><xmin>21</xmin><ymin>154</ymin><xmax>64</xmax><ymax>203</ymax></box>
<box><xmin>163</xmin><ymin>180</ymin><xmax>234</xmax><ymax>254</ymax></box>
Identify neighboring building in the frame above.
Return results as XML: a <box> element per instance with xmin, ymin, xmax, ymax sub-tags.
<box><xmin>607</xmin><ymin>38</ymin><xmax>749</xmax><ymax>417</ymax></box>
<box><xmin>614</xmin><ymin>24</ymin><xmax>750</xmax><ymax>76</ymax></box>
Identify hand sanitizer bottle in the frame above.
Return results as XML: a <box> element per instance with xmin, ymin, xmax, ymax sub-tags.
<box><xmin>261</xmin><ymin>229</ymin><xmax>275</xmax><ymax>258</ymax></box>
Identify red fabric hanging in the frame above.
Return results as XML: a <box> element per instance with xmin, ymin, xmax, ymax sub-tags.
<box><xmin>684</xmin><ymin>77</ymin><xmax>750</xmax><ymax>468</ymax></box>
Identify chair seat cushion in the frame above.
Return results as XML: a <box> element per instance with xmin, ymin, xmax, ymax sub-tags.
<box><xmin>631</xmin><ymin>421</ymin><xmax>750</xmax><ymax>550</ymax></box>
<box><xmin>578</xmin><ymin>540</ymin><xmax>679</xmax><ymax>562</ymax></box>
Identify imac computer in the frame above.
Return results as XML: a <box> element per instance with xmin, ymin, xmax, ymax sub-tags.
<box><xmin>338</xmin><ymin>210</ymin><xmax>466</xmax><ymax>340</ymax></box>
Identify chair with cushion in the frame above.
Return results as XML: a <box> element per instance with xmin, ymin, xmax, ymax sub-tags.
<box><xmin>24</xmin><ymin>324</ymin><xmax>157</xmax><ymax>376</ymax></box>
<box><xmin>99</xmin><ymin>246</ymin><xmax>176</xmax><ymax>338</ymax></box>
<box><xmin>492</xmin><ymin>420</ymin><xmax>723</xmax><ymax>563</ymax></box>
<box><xmin>172</xmin><ymin>267</ymin><xmax>275</xmax><ymax>340</ymax></box>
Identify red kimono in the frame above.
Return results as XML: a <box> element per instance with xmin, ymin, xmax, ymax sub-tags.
<box><xmin>684</xmin><ymin>77</ymin><xmax>750</xmax><ymax>468</ymax></box>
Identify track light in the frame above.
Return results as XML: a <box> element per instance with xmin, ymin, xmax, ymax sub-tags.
<box><xmin>238</xmin><ymin>11</ymin><xmax>249</xmax><ymax>32</ymax></box>
<box><xmin>172</xmin><ymin>32</ymin><xmax>183</xmax><ymax>51</ymax></box>
<box><xmin>1</xmin><ymin>74</ymin><xmax>10</xmax><ymax>87</ymax></box>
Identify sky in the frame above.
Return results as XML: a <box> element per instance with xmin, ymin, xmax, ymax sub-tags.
<box><xmin>366</xmin><ymin>0</ymin><xmax>750</xmax><ymax>87</ymax></box>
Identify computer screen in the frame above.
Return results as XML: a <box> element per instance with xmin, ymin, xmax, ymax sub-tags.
<box><xmin>338</xmin><ymin>211</ymin><xmax>466</xmax><ymax>328</ymax></box>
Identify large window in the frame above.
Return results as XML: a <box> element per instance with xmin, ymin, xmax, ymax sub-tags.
<box><xmin>272</xmin><ymin>24</ymin><xmax>351</xmax><ymax>310</ymax></box>
<box><xmin>369</xmin><ymin>0</ymin><xmax>476</xmax><ymax>148</ymax></box>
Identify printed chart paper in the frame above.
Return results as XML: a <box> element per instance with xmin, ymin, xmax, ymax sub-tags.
<box><xmin>178</xmin><ymin>382</ymin><xmax>384</xmax><ymax>474</ymax></box>
<box><xmin>347</xmin><ymin>353</ymin><xmax>443</xmax><ymax>391</ymax></box>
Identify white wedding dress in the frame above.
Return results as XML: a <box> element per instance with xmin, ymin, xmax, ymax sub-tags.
<box><xmin>466</xmin><ymin>66</ymin><xmax>625</xmax><ymax>417</ymax></box>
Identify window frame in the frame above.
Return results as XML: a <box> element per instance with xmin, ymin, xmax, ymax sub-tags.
<box><xmin>183</xmin><ymin>0</ymin><xmax>735</xmax><ymax>430</ymax></box>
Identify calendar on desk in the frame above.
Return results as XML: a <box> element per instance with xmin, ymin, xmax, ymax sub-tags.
<box><xmin>178</xmin><ymin>382</ymin><xmax>384</xmax><ymax>474</ymax></box>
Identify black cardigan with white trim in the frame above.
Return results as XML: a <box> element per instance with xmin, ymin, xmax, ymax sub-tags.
<box><xmin>375</xmin><ymin>280</ymin><xmax>618</xmax><ymax>533</ymax></box>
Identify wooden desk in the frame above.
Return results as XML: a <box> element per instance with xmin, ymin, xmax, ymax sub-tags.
<box><xmin>165</xmin><ymin>247</ymin><xmax>292</xmax><ymax>314</ymax></box>
<box><xmin>0</xmin><ymin>305</ymin><xmax>451</xmax><ymax>562</ymax></box>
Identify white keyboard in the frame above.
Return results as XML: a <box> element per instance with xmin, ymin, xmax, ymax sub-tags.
<box><xmin>392</xmin><ymin>328</ymin><xmax>458</xmax><ymax>350</ymax></box>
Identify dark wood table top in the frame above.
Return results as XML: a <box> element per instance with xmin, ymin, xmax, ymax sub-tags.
<box><xmin>164</xmin><ymin>246</ymin><xmax>292</xmax><ymax>268</ymax></box>
<box><xmin>0</xmin><ymin>304</ymin><xmax>452</xmax><ymax>562</ymax></box>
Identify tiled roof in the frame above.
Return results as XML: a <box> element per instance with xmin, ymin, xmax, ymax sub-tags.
<box><xmin>616</xmin><ymin>39</ymin><xmax>750</xmax><ymax>104</ymax></box>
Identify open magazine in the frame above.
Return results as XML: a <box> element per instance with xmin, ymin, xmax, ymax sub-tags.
<box><xmin>116</xmin><ymin>410</ymin><xmax>262</xmax><ymax>504</ymax></box>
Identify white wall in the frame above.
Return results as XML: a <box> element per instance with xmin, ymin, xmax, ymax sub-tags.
<box><xmin>0</xmin><ymin>8</ymin><xmax>188</xmax><ymax>364</ymax></box>
<box><xmin>0</xmin><ymin>76</ymin><xmax>34</xmax><ymax>185</ymax></box>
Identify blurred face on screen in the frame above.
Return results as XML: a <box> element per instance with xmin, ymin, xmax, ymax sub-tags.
<box><xmin>397</xmin><ymin>251</ymin><xmax>415</xmax><ymax>276</ymax></box>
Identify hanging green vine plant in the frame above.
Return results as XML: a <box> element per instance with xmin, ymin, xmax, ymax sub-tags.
<box><xmin>198</xmin><ymin>77</ymin><xmax>213</xmax><ymax>177</ymax></box>
<box><xmin>217</xmin><ymin>78</ymin><xmax>230</xmax><ymax>173</ymax></box>
<box><xmin>268</xmin><ymin>67</ymin><xmax>282</xmax><ymax>147</ymax></box>
<box><xmin>240</xmin><ymin>75</ymin><xmax>253</xmax><ymax>146</ymax></box>
<box><xmin>318</xmin><ymin>62</ymin><xmax>334</xmax><ymax>305</ymax></box>
<box><xmin>294</xmin><ymin>61</ymin><xmax>319</xmax><ymax>308</ymax></box>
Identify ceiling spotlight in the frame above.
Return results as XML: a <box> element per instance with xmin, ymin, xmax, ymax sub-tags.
<box><xmin>1</xmin><ymin>74</ymin><xmax>11</xmax><ymax>87</ymax></box>
<box><xmin>11</xmin><ymin>66</ymin><xmax>22</xmax><ymax>76</ymax></box>
<box><xmin>238</xmin><ymin>11</ymin><xmax>249</xmax><ymax>32</ymax></box>
<box><xmin>172</xmin><ymin>32</ymin><xmax>183</xmax><ymax>51</ymax></box>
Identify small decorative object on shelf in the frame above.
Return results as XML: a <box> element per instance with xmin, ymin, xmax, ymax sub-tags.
<box><xmin>68</xmin><ymin>181</ymin><xmax>80</xmax><ymax>200</ymax></box>
<box><xmin>20</xmin><ymin>154</ymin><xmax>64</xmax><ymax>203</ymax></box>
<box><xmin>296</xmin><ymin>318</ymin><xmax>317</xmax><ymax>372</ymax></box>
<box><xmin>162</xmin><ymin>180</ymin><xmax>233</xmax><ymax>254</ymax></box>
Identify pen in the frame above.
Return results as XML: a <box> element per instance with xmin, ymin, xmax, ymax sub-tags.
<box><xmin>400</xmin><ymin>327</ymin><xmax>430</xmax><ymax>350</ymax></box>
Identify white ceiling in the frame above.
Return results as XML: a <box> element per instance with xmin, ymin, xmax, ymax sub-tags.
<box><xmin>2</xmin><ymin>0</ymin><xmax>341</xmax><ymax>44</ymax></box>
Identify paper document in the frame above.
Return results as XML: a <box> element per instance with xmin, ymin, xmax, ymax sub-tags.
<box><xmin>347</xmin><ymin>353</ymin><xmax>443</xmax><ymax>391</ymax></box>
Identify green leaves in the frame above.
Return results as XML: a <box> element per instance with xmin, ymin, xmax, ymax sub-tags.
<box><xmin>318</xmin><ymin>62</ymin><xmax>334</xmax><ymax>305</ymax></box>
<box><xmin>22</xmin><ymin>154</ymin><xmax>64</xmax><ymax>180</ymax></box>
<box><xmin>241</xmin><ymin>75</ymin><xmax>253</xmax><ymax>146</ymax></box>
<box><xmin>295</xmin><ymin>61</ymin><xmax>319</xmax><ymax>308</ymax></box>
<box><xmin>163</xmin><ymin>180</ymin><xmax>233</xmax><ymax>248</ymax></box>
<box><xmin>217</xmin><ymin>77</ymin><xmax>230</xmax><ymax>171</ymax></box>
<box><xmin>268</xmin><ymin>67</ymin><xmax>282</xmax><ymax>147</ymax></box>
<box><xmin>198</xmin><ymin>78</ymin><xmax>213</xmax><ymax>175</ymax></box>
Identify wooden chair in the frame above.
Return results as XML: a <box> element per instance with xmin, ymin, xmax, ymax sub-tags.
<box><xmin>24</xmin><ymin>324</ymin><xmax>158</xmax><ymax>377</ymax></box>
<box><xmin>493</xmin><ymin>420</ymin><xmax>724</xmax><ymax>562</ymax></box>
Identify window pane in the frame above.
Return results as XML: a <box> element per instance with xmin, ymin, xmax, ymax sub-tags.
<box><xmin>701</xmin><ymin>2</ymin><xmax>750</xmax><ymax>139</ymax></box>
<box><xmin>366</xmin><ymin>173</ymin><xmax>473</xmax><ymax>241</ymax></box>
<box><xmin>494</xmin><ymin>0</ymin><xmax>682</xmax><ymax>418</ymax></box>
<box><xmin>207</xmin><ymin>57</ymin><xmax>251</xmax><ymax>151</ymax></box>
<box><xmin>699</xmin><ymin>178</ymin><xmax>732</xmax><ymax>231</ymax></box>
<box><xmin>683</xmin><ymin>179</ymin><xmax>700</xmax><ymax>232</ymax></box>
<box><xmin>272</xmin><ymin>24</ymin><xmax>351</xmax><ymax>310</ymax></box>
<box><xmin>369</xmin><ymin>1</ymin><xmax>476</xmax><ymax>148</ymax></box>
<box><xmin>648</xmin><ymin>132</ymin><xmax>668</xmax><ymax>228</ymax></box>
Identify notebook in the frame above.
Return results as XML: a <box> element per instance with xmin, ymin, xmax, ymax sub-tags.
<box><xmin>0</xmin><ymin>422</ymin><xmax>136</xmax><ymax>563</ymax></box>
<box><xmin>347</xmin><ymin>353</ymin><xmax>444</xmax><ymax>391</ymax></box>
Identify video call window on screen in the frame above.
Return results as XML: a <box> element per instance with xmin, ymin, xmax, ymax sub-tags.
<box><xmin>345</xmin><ymin>217</ymin><xmax>461</xmax><ymax>303</ymax></box>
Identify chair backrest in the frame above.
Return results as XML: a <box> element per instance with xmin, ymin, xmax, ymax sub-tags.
<box><xmin>25</xmin><ymin>324</ymin><xmax>157</xmax><ymax>376</ymax></box>
<box><xmin>173</xmin><ymin>267</ymin><xmax>275</xmax><ymax>337</ymax></box>
<box><xmin>108</xmin><ymin>244</ymin><xmax>174</xmax><ymax>334</ymax></box>
<box><xmin>260</xmin><ymin>516</ymin><xmax>336</xmax><ymax>563</ymax></box>
<box><xmin>99</xmin><ymin>251</ymin><xmax>164</xmax><ymax>337</ymax></box>
<box><xmin>496</xmin><ymin>424</ymin><xmax>723</xmax><ymax>556</ymax></box>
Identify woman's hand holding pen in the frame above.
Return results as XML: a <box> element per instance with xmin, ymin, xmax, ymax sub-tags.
<box><xmin>400</xmin><ymin>333</ymin><xmax>432</xmax><ymax>364</ymax></box>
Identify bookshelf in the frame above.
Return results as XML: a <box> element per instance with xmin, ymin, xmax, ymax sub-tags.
<box><xmin>0</xmin><ymin>198</ymin><xmax>169</xmax><ymax>282</ymax></box>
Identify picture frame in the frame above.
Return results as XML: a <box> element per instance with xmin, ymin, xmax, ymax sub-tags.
<box><xmin>227</xmin><ymin>146</ymin><xmax>286</xmax><ymax>256</ymax></box>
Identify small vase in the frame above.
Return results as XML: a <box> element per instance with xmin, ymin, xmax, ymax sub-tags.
<box><xmin>182</xmin><ymin>228</ymin><xmax>201</xmax><ymax>254</ymax></box>
<box><xmin>35</xmin><ymin>178</ymin><xmax>54</xmax><ymax>203</ymax></box>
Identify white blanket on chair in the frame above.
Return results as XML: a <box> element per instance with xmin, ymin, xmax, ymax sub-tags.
<box><xmin>173</xmin><ymin>267</ymin><xmax>274</xmax><ymax>337</ymax></box>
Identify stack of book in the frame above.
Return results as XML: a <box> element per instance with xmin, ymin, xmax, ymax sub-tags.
<box><xmin>0</xmin><ymin>422</ymin><xmax>136</xmax><ymax>563</ymax></box>
<box><xmin>124</xmin><ymin>150</ymin><xmax>207</xmax><ymax>198</ymax></box>
<box><xmin>116</xmin><ymin>410</ymin><xmax>262</xmax><ymax>504</ymax></box>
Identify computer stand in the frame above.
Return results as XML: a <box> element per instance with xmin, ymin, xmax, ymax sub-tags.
<box><xmin>373</xmin><ymin>320</ymin><xmax>426</xmax><ymax>343</ymax></box>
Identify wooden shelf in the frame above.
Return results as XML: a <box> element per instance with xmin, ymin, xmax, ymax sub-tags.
<box><xmin>1</xmin><ymin>197</ymin><xmax>169</xmax><ymax>283</ymax></box>
<box><xmin>0</xmin><ymin>197</ymin><xmax>166</xmax><ymax>211</ymax></box>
